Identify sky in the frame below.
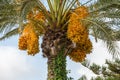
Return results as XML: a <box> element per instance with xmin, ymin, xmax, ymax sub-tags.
<box><xmin>0</xmin><ymin>35</ymin><xmax>117</xmax><ymax>80</ymax></box>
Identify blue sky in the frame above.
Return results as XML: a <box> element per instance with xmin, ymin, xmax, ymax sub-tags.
<box><xmin>0</xmin><ymin>35</ymin><xmax>115</xmax><ymax>80</ymax></box>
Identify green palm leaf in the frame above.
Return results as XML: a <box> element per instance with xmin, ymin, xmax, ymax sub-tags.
<box><xmin>0</xmin><ymin>28</ymin><xmax>18</xmax><ymax>40</ymax></box>
<box><xmin>0</xmin><ymin>1</ymin><xmax>19</xmax><ymax>33</ymax></box>
<box><xmin>82</xmin><ymin>17</ymin><xmax>120</xmax><ymax>57</ymax></box>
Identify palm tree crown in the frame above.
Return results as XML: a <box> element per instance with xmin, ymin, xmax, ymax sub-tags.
<box><xmin>1</xmin><ymin>0</ymin><xmax>120</xmax><ymax>57</ymax></box>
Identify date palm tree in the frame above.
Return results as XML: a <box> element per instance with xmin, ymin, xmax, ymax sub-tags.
<box><xmin>0</xmin><ymin>0</ymin><xmax>120</xmax><ymax>79</ymax></box>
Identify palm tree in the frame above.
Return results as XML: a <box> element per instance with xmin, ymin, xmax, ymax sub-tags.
<box><xmin>0</xmin><ymin>0</ymin><xmax>120</xmax><ymax>79</ymax></box>
<box><xmin>81</xmin><ymin>58</ymin><xmax>120</xmax><ymax>80</ymax></box>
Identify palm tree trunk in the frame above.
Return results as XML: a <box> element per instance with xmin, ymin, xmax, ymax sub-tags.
<box><xmin>47</xmin><ymin>49</ymin><xmax>67</xmax><ymax>80</ymax></box>
<box><xmin>47</xmin><ymin>57</ymin><xmax>56</xmax><ymax>80</ymax></box>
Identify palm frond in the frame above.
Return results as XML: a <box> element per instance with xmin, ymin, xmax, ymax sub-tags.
<box><xmin>0</xmin><ymin>21</ymin><xmax>17</xmax><ymax>34</ymax></box>
<box><xmin>81</xmin><ymin>0</ymin><xmax>93</xmax><ymax>6</ymax></box>
<box><xmin>82</xmin><ymin>17</ymin><xmax>120</xmax><ymax>57</ymax></box>
<box><xmin>88</xmin><ymin>0</ymin><xmax>120</xmax><ymax>15</ymax></box>
<box><xmin>0</xmin><ymin>28</ymin><xmax>18</xmax><ymax>40</ymax></box>
<box><xmin>37</xmin><ymin>0</ymin><xmax>53</xmax><ymax>26</ymax></box>
<box><xmin>61</xmin><ymin>0</ymin><xmax>76</xmax><ymax>24</ymax></box>
<box><xmin>0</xmin><ymin>2</ymin><xmax>19</xmax><ymax>33</ymax></box>
<box><xmin>103</xmin><ymin>40</ymin><xmax>120</xmax><ymax>58</ymax></box>
<box><xmin>20</xmin><ymin>0</ymin><xmax>40</xmax><ymax>20</ymax></box>
<box><xmin>0</xmin><ymin>0</ymin><xmax>11</xmax><ymax>3</ymax></box>
<box><xmin>82</xmin><ymin>2</ymin><xmax>120</xmax><ymax>57</ymax></box>
<box><xmin>111</xmin><ymin>31</ymin><xmax>120</xmax><ymax>41</ymax></box>
<box><xmin>101</xmin><ymin>9</ymin><xmax>120</xmax><ymax>19</ymax></box>
<box><xmin>105</xmin><ymin>20</ymin><xmax>120</xmax><ymax>27</ymax></box>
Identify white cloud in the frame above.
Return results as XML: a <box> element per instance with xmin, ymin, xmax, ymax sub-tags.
<box><xmin>77</xmin><ymin>66</ymin><xmax>96</xmax><ymax>80</ymax></box>
<box><xmin>87</xmin><ymin>40</ymin><xmax>113</xmax><ymax>65</ymax></box>
<box><xmin>0</xmin><ymin>46</ymin><xmax>24</xmax><ymax>80</ymax></box>
<box><xmin>0</xmin><ymin>46</ymin><xmax>41</xmax><ymax>80</ymax></box>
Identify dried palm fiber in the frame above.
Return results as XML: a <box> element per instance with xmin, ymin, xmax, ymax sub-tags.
<box><xmin>33</xmin><ymin>11</ymin><xmax>45</xmax><ymax>35</ymax></box>
<box><xmin>26</xmin><ymin>11</ymin><xmax>34</xmax><ymax>19</ymax></box>
<box><xmin>33</xmin><ymin>11</ymin><xmax>45</xmax><ymax>22</ymax></box>
<box><xmin>68</xmin><ymin>48</ymin><xmax>86</xmax><ymax>62</ymax></box>
<box><xmin>26</xmin><ymin>10</ymin><xmax>45</xmax><ymax>35</ymax></box>
<box><xmin>15</xmin><ymin>0</ymin><xmax>24</xmax><ymax>4</ymax></box>
<box><xmin>18</xmin><ymin>23</ymin><xmax>39</xmax><ymax>55</ymax></box>
<box><xmin>27</xmin><ymin>7</ymin><xmax>45</xmax><ymax>22</ymax></box>
<box><xmin>67</xmin><ymin>6</ymin><xmax>89</xmax><ymax>44</ymax></box>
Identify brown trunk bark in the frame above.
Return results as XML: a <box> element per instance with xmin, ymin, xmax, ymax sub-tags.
<box><xmin>41</xmin><ymin>28</ymin><xmax>72</xmax><ymax>80</ymax></box>
<box><xmin>47</xmin><ymin>57</ymin><xmax>55</xmax><ymax>80</ymax></box>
